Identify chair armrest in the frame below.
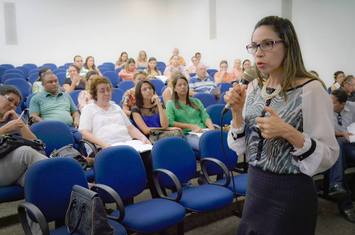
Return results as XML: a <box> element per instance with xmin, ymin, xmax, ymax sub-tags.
<box><xmin>17</xmin><ymin>202</ymin><xmax>49</xmax><ymax>235</ymax></box>
<box><xmin>213</xmin><ymin>124</ymin><xmax>221</xmax><ymax>129</ymax></box>
<box><xmin>200</xmin><ymin>157</ymin><xmax>231</xmax><ymax>187</ymax></box>
<box><xmin>153</xmin><ymin>168</ymin><xmax>182</xmax><ymax>202</ymax></box>
<box><xmin>91</xmin><ymin>184</ymin><xmax>125</xmax><ymax>222</ymax></box>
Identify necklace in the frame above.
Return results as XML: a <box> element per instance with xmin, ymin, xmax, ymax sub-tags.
<box><xmin>260</xmin><ymin>83</ymin><xmax>282</xmax><ymax>100</ymax></box>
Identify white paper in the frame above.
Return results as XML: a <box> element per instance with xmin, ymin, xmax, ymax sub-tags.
<box><xmin>154</xmin><ymin>75</ymin><xmax>168</xmax><ymax>84</ymax></box>
<box><xmin>187</xmin><ymin>128</ymin><xmax>210</xmax><ymax>138</ymax></box>
<box><xmin>347</xmin><ymin>123</ymin><xmax>355</xmax><ymax>143</ymax></box>
<box><xmin>111</xmin><ymin>140</ymin><xmax>152</xmax><ymax>153</ymax></box>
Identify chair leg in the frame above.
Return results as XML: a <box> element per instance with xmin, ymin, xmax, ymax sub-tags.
<box><xmin>177</xmin><ymin>222</ymin><xmax>184</xmax><ymax>235</ymax></box>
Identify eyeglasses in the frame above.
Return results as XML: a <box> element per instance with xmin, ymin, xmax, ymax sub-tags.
<box><xmin>246</xmin><ymin>40</ymin><xmax>284</xmax><ymax>54</ymax></box>
<box><xmin>3</xmin><ymin>94</ymin><xmax>20</xmax><ymax>107</ymax></box>
<box><xmin>97</xmin><ymin>88</ymin><xmax>112</xmax><ymax>94</ymax></box>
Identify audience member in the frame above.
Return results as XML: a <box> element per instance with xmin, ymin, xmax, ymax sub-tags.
<box><xmin>79</xmin><ymin>77</ymin><xmax>149</xmax><ymax>149</ymax></box>
<box><xmin>190</xmin><ymin>64</ymin><xmax>219</xmax><ymax>98</ymax></box>
<box><xmin>66</xmin><ymin>55</ymin><xmax>87</xmax><ymax>78</ymax></box>
<box><xmin>329</xmin><ymin>71</ymin><xmax>346</xmax><ymax>93</ymax></box>
<box><xmin>329</xmin><ymin>88</ymin><xmax>355</xmax><ymax>223</ymax></box>
<box><xmin>63</xmin><ymin>65</ymin><xmax>86</xmax><ymax>93</ymax></box>
<box><xmin>83</xmin><ymin>56</ymin><xmax>101</xmax><ymax>75</ymax></box>
<box><xmin>187</xmin><ymin>56</ymin><xmax>200</xmax><ymax>74</ymax></box>
<box><xmin>242</xmin><ymin>59</ymin><xmax>252</xmax><ymax>71</ymax></box>
<box><xmin>169</xmin><ymin>48</ymin><xmax>186</xmax><ymax>66</ymax></box>
<box><xmin>115</xmin><ymin>51</ymin><xmax>129</xmax><ymax>69</ymax></box>
<box><xmin>232</xmin><ymin>59</ymin><xmax>243</xmax><ymax>80</ymax></box>
<box><xmin>119</xmin><ymin>58</ymin><xmax>137</xmax><ymax>81</ymax></box>
<box><xmin>214</xmin><ymin>60</ymin><xmax>235</xmax><ymax>84</ymax></box>
<box><xmin>131</xmin><ymin>80</ymin><xmax>168</xmax><ymax>135</ymax></box>
<box><xmin>195</xmin><ymin>52</ymin><xmax>202</xmax><ymax>64</ymax></box>
<box><xmin>164</xmin><ymin>55</ymin><xmax>189</xmax><ymax>80</ymax></box>
<box><xmin>121</xmin><ymin>71</ymin><xmax>148</xmax><ymax>117</ymax></box>
<box><xmin>0</xmin><ymin>86</ymin><xmax>47</xmax><ymax>187</ymax></box>
<box><xmin>146</xmin><ymin>57</ymin><xmax>161</xmax><ymax>79</ymax></box>
<box><xmin>32</xmin><ymin>67</ymin><xmax>51</xmax><ymax>94</ymax></box>
<box><xmin>341</xmin><ymin>75</ymin><xmax>355</xmax><ymax>101</ymax></box>
<box><xmin>136</xmin><ymin>50</ymin><xmax>148</xmax><ymax>70</ymax></box>
<box><xmin>78</xmin><ymin>71</ymin><xmax>99</xmax><ymax>111</ymax></box>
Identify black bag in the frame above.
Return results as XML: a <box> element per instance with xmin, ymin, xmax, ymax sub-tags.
<box><xmin>0</xmin><ymin>134</ymin><xmax>45</xmax><ymax>158</ymax></box>
<box><xmin>148</xmin><ymin>128</ymin><xmax>184</xmax><ymax>144</ymax></box>
<box><xmin>65</xmin><ymin>185</ymin><xmax>114</xmax><ymax>235</ymax></box>
<box><xmin>50</xmin><ymin>144</ymin><xmax>90</xmax><ymax>169</ymax></box>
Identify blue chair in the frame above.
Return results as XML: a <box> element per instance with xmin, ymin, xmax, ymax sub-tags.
<box><xmin>5</xmin><ymin>68</ymin><xmax>25</xmax><ymax>77</ymax></box>
<box><xmin>16</xmin><ymin>66</ymin><xmax>29</xmax><ymax>77</ymax></box>
<box><xmin>219</xmin><ymin>92</ymin><xmax>227</xmax><ymax>105</ymax></box>
<box><xmin>156</xmin><ymin>61</ymin><xmax>166</xmax><ymax>74</ymax></box>
<box><xmin>150</xmin><ymin>79</ymin><xmax>165</xmax><ymax>96</ymax></box>
<box><xmin>0</xmin><ymin>185</ymin><xmax>24</xmax><ymax>203</ymax></box>
<box><xmin>28</xmin><ymin>73</ymin><xmax>39</xmax><ymax>84</ymax></box>
<box><xmin>0</xmin><ymin>66</ymin><xmax>7</xmax><ymax>79</ymax></box>
<box><xmin>112</xmin><ymin>88</ymin><xmax>124</xmax><ymax>105</ymax></box>
<box><xmin>4</xmin><ymin>78</ymin><xmax>32</xmax><ymax>98</ymax></box>
<box><xmin>206</xmin><ymin>104</ymin><xmax>232</xmax><ymax>127</ymax></box>
<box><xmin>0</xmin><ymin>64</ymin><xmax>15</xmax><ymax>69</ymax></box>
<box><xmin>193</xmin><ymin>93</ymin><xmax>217</xmax><ymax>108</ymax></box>
<box><xmin>22</xmin><ymin>63</ymin><xmax>37</xmax><ymax>71</ymax></box>
<box><xmin>98</xmin><ymin>65</ymin><xmax>114</xmax><ymax>72</ymax></box>
<box><xmin>1</xmin><ymin>73</ymin><xmax>26</xmax><ymax>82</ymax></box>
<box><xmin>41</xmin><ymin>63</ymin><xmax>57</xmax><ymax>71</ymax></box>
<box><xmin>115</xmin><ymin>67</ymin><xmax>122</xmax><ymax>75</ymax></box>
<box><xmin>28</xmin><ymin>68</ymin><xmax>39</xmax><ymax>76</ymax></box>
<box><xmin>94</xmin><ymin>146</ymin><xmax>186</xmax><ymax>234</ymax></box>
<box><xmin>218</xmin><ymin>82</ymin><xmax>232</xmax><ymax>93</ymax></box>
<box><xmin>207</xmin><ymin>69</ymin><xmax>218</xmax><ymax>78</ymax></box>
<box><xmin>117</xmin><ymin>80</ymin><xmax>135</xmax><ymax>93</ymax></box>
<box><xmin>69</xmin><ymin>90</ymin><xmax>81</xmax><ymax>107</ymax></box>
<box><xmin>18</xmin><ymin>158</ymin><xmax>127</xmax><ymax>235</ymax></box>
<box><xmin>151</xmin><ymin>137</ymin><xmax>234</xmax><ymax>213</ymax></box>
<box><xmin>101</xmin><ymin>62</ymin><xmax>115</xmax><ymax>70</ymax></box>
<box><xmin>55</xmin><ymin>72</ymin><xmax>66</xmax><ymax>86</ymax></box>
<box><xmin>199</xmin><ymin>130</ymin><xmax>248</xmax><ymax>197</ymax></box>
<box><xmin>103</xmin><ymin>71</ymin><xmax>121</xmax><ymax>87</ymax></box>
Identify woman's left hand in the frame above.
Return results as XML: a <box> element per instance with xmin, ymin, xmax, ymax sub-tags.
<box><xmin>256</xmin><ymin>107</ymin><xmax>289</xmax><ymax>139</ymax></box>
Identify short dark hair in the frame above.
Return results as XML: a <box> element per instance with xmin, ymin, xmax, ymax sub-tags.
<box><xmin>334</xmin><ymin>71</ymin><xmax>344</xmax><ymax>80</ymax></box>
<box><xmin>38</xmin><ymin>67</ymin><xmax>52</xmax><ymax>81</ymax></box>
<box><xmin>332</xmin><ymin>88</ymin><xmax>348</xmax><ymax>103</ymax></box>
<box><xmin>0</xmin><ymin>85</ymin><xmax>22</xmax><ymax>100</ymax></box>
<box><xmin>68</xmin><ymin>64</ymin><xmax>80</xmax><ymax>73</ymax></box>
<box><xmin>89</xmin><ymin>76</ymin><xmax>112</xmax><ymax>101</ymax></box>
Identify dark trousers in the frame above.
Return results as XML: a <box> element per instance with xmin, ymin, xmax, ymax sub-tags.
<box><xmin>237</xmin><ymin>166</ymin><xmax>317</xmax><ymax>235</ymax></box>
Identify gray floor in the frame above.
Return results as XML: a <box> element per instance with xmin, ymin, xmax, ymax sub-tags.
<box><xmin>1</xmin><ymin>196</ymin><xmax>354</xmax><ymax>235</ymax></box>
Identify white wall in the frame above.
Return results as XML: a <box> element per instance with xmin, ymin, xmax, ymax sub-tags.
<box><xmin>1</xmin><ymin>0</ymin><xmax>353</xmax><ymax>86</ymax></box>
<box><xmin>0</xmin><ymin>0</ymin><xmax>280</xmax><ymax>68</ymax></box>
<box><xmin>292</xmin><ymin>0</ymin><xmax>355</xmax><ymax>86</ymax></box>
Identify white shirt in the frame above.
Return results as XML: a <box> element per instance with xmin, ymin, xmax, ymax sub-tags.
<box><xmin>79</xmin><ymin>101</ymin><xmax>132</xmax><ymax>145</ymax></box>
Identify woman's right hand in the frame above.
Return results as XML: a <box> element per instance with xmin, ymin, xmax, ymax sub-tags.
<box><xmin>190</xmin><ymin>125</ymin><xmax>203</xmax><ymax>133</ymax></box>
<box><xmin>224</xmin><ymin>84</ymin><xmax>246</xmax><ymax>113</ymax></box>
<box><xmin>1</xmin><ymin>118</ymin><xmax>25</xmax><ymax>133</ymax></box>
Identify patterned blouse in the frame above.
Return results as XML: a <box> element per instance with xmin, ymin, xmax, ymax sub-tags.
<box><xmin>228</xmin><ymin>80</ymin><xmax>339</xmax><ymax>176</ymax></box>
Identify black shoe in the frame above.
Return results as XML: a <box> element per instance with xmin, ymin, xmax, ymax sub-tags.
<box><xmin>341</xmin><ymin>207</ymin><xmax>355</xmax><ymax>223</ymax></box>
<box><xmin>328</xmin><ymin>184</ymin><xmax>347</xmax><ymax>200</ymax></box>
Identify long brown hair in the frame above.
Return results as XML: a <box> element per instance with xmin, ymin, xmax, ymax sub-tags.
<box><xmin>253</xmin><ymin>16</ymin><xmax>324</xmax><ymax>94</ymax></box>
<box><xmin>171</xmin><ymin>74</ymin><xmax>199</xmax><ymax>110</ymax></box>
<box><xmin>135</xmin><ymin>80</ymin><xmax>156</xmax><ymax>109</ymax></box>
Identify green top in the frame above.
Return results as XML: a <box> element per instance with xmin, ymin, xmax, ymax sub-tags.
<box><xmin>166</xmin><ymin>97</ymin><xmax>210</xmax><ymax>133</ymax></box>
<box><xmin>29</xmin><ymin>90</ymin><xmax>77</xmax><ymax>126</ymax></box>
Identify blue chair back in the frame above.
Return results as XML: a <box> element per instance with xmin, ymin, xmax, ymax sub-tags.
<box><xmin>0</xmin><ymin>185</ymin><xmax>24</xmax><ymax>203</ymax></box>
<box><xmin>207</xmin><ymin>69</ymin><xmax>218</xmax><ymax>78</ymax></box>
<box><xmin>219</xmin><ymin>92</ymin><xmax>227</xmax><ymax>105</ymax></box>
<box><xmin>206</xmin><ymin>104</ymin><xmax>232</xmax><ymax>126</ymax></box>
<box><xmin>151</xmin><ymin>137</ymin><xmax>196</xmax><ymax>186</ymax></box>
<box><xmin>5</xmin><ymin>68</ymin><xmax>25</xmax><ymax>76</ymax></box>
<box><xmin>4</xmin><ymin>78</ymin><xmax>32</xmax><ymax>98</ymax></box>
<box><xmin>199</xmin><ymin>130</ymin><xmax>238</xmax><ymax>174</ymax></box>
<box><xmin>156</xmin><ymin>61</ymin><xmax>166</xmax><ymax>74</ymax></box>
<box><xmin>101</xmin><ymin>62</ymin><xmax>115</xmax><ymax>70</ymax></box>
<box><xmin>41</xmin><ymin>63</ymin><xmax>57</xmax><ymax>71</ymax></box>
<box><xmin>1</xmin><ymin>73</ymin><xmax>26</xmax><ymax>82</ymax></box>
<box><xmin>117</xmin><ymin>80</ymin><xmax>135</xmax><ymax>93</ymax></box>
<box><xmin>24</xmin><ymin>158</ymin><xmax>87</xmax><ymax>222</ymax></box>
<box><xmin>150</xmin><ymin>79</ymin><xmax>165</xmax><ymax>96</ymax></box>
<box><xmin>112</xmin><ymin>88</ymin><xmax>124</xmax><ymax>105</ymax></box>
<box><xmin>218</xmin><ymin>82</ymin><xmax>232</xmax><ymax>93</ymax></box>
<box><xmin>69</xmin><ymin>90</ymin><xmax>81</xmax><ymax>107</ymax></box>
<box><xmin>31</xmin><ymin>120</ymin><xmax>74</xmax><ymax>156</ymax></box>
<box><xmin>95</xmin><ymin>146</ymin><xmax>147</xmax><ymax>200</ymax></box>
<box><xmin>28</xmin><ymin>73</ymin><xmax>39</xmax><ymax>84</ymax></box>
<box><xmin>103</xmin><ymin>71</ymin><xmax>121</xmax><ymax>87</ymax></box>
<box><xmin>16</xmin><ymin>66</ymin><xmax>29</xmax><ymax>77</ymax></box>
<box><xmin>22</xmin><ymin>63</ymin><xmax>37</xmax><ymax>71</ymax></box>
<box><xmin>193</xmin><ymin>93</ymin><xmax>216</xmax><ymax>108</ymax></box>
<box><xmin>55</xmin><ymin>72</ymin><xmax>66</xmax><ymax>86</ymax></box>
<box><xmin>0</xmin><ymin>64</ymin><xmax>15</xmax><ymax>70</ymax></box>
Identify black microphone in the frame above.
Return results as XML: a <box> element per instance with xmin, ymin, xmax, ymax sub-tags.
<box><xmin>222</xmin><ymin>66</ymin><xmax>258</xmax><ymax>113</ymax></box>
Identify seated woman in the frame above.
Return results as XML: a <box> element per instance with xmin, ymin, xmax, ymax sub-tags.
<box><xmin>164</xmin><ymin>55</ymin><xmax>189</xmax><ymax>80</ymax></box>
<box><xmin>77</xmin><ymin>70</ymin><xmax>99</xmax><ymax>111</ymax></box>
<box><xmin>121</xmin><ymin>71</ymin><xmax>148</xmax><ymax>117</ymax></box>
<box><xmin>146</xmin><ymin>57</ymin><xmax>161</xmax><ymax>79</ymax></box>
<box><xmin>115</xmin><ymin>51</ymin><xmax>129</xmax><ymax>69</ymax></box>
<box><xmin>32</xmin><ymin>67</ymin><xmax>51</xmax><ymax>94</ymax></box>
<box><xmin>83</xmin><ymin>56</ymin><xmax>101</xmax><ymax>76</ymax></box>
<box><xmin>63</xmin><ymin>64</ymin><xmax>86</xmax><ymax>93</ymax></box>
<box><xmin>118</xmin><ymin>58</ymin><xmax>137</xmax><ymax>81</ymax></box>
<box><xmin>214</xmin><ymin>60</ymin><xmax>235</xmax><ymax>84</ymax></box>
<box><xmin>0</xmin><ymin>85</ymin><xmax>47</xmax><ymax>187</ymax></box>
<box><xmin>136</xmin><ymin>50</ymin><xmax>148</xmax><ymax>70</ymax></box>
<box><xmin>131</xmin><ymin>80</ymin><xmax>168</xmax><ymax>136</ymax></box>
<box><xmin>79</xmin><ymin>76</ymin><xmax>150</xmax><ymax>149</ymax></box>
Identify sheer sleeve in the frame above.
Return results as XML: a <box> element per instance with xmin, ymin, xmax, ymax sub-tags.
<box><xmin>292</xmin><ymin>81</ymin><xmax>339</xmax><ymax>176</ymax></box>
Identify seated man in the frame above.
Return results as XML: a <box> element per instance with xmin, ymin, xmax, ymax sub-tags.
<box><xmin>329</xmin><ymin>88</ymin><xmax>355</xmax><ymax>223</ymax></box>
<box><xmin>189</xmin><ymin>64</ymin><xmax>220</xmax><ymax>99</ymax></box>
<box><xmin>66</xmin><ymin>55</ymin><xmax>87</xmax><ymax>78</ymax></box>
<box><xmin>29</xmin><ymin>71</ymin><xmax>81</xmax><ymax>142</ymax></box>
<box><xmin>0</xmin><ymin>85</ymin><xmax>46</xmax><ymax>187</ymax></box>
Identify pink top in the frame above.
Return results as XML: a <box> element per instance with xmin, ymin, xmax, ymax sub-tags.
<box><xmin>119</xmin><ymin>69</ymin><xmax>136</xmax><ymax>81</ymax></box>
<box><xmin>214</xmin><ymin>71</ymin><xmax>236</xmax><ymax>84</ymax></box>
